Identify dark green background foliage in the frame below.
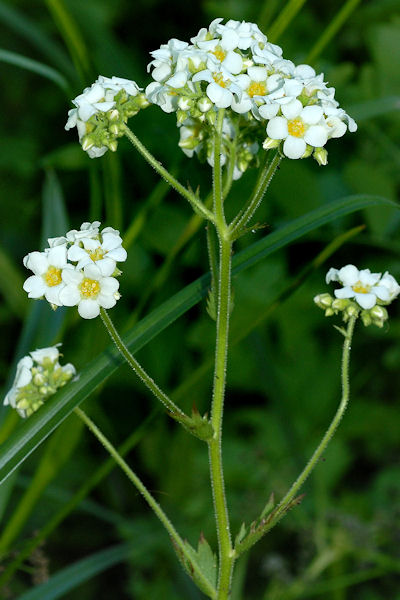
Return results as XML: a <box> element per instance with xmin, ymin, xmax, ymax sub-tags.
<box><xmin>0</xmin><ymin>0</ymin><xmax>399</xmax><ymax>598</ymax></box>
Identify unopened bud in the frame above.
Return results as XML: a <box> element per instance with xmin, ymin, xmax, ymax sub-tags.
<box><xmin>314</xmin><ymin>147</ymin><xmax>328</xmax><ymax>166</ymax></box>
<box><xmin>262</xmin><ymin>137</ymin><xmax>280</xmax><ymax>150</ymax></box>
<box><xmin>198</xmin><ymin>97</ymin><xmax>213</xmax><ymax>112</ymax></box>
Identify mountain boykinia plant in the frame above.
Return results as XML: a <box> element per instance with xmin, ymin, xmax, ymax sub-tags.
<box><xmin>3</xmin><ymin>17</ymin><xmax>399</xmax><ymax>600</ymax></box>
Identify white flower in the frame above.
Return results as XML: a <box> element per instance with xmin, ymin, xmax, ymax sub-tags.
<box><xmin>59</xmin><ymin>263</ymin><xmax>120</xmax><ymax>319</ymax></box>
<box><xmin>67</xmin><ymin>228</ymin><xmax>127</xmax><ymax>275</ymax></box>
<box><xmin>48</xmin><ymin>221</ymin><xmax>101</xmax><ymax>248</ymax></box>
<box><xmin>23</xmin><ymin>246</ymin><xmax>70</xmax><ymax>306</ymax></box>
<box><xmin>266</xmin><ymin>99</ymin><xmax>329</xmax><ymax>159</ymax></box>
<box><xmin>192</xmin><ymin>67</ymin><xmax>241</xmax><ymax>108</ymax></box>
<box><xmin>4</xmin><ymin>345</ymin><xmax>76</xmax><ymax>418</ymax></box>
<box><xmin>326</xmin><ymin>265</ymin><xmax>394</xmax><ymax>309</ymax></box>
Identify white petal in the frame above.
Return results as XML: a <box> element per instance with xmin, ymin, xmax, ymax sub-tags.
<box><xmin>23</xmin><ymin>276</ymin><xmax>46</xmax><ymax>298</ymax></box>
<box><xmin>166</xmin><ymin>71</ymin><xmax>187</xmax><ymax>88</ymax></box>
<box><xmin>281</xmin><ymin>99</ymin><xmax>303</xmax><ymax>119</ymax></box>
<box><xmin>100</xmin><ymin>277</ymin><xmax>120</xmax><ymax>294</ymax></box>
<box><xmin>266</xmin><ymin>116</ymin><xmax>288</xmax><ymax>140</ymax></box>
<box><xmin>304</xmin><ymin>125</ymin><xmax>328</xmax><ymax>147</ymax></box>
<box><xmin>48</xmin><ymin>245</ymin><xmax>68</xmax><ymax>267</ymax></box>
<box><xmin>247</xmin><ymin>66</ymin><xmax>268</xmax><ymax>81</ymax></box>
<box><xmin>355</xmin><ymin>293</ymin><xmax>376</xmax><ymax>309</ymax></box>
<box><xmin>44</xmin><ymin>285</ymin><xmax>64</xmax><ymax>306</ymax></box>
<box><xmin>231</xmin><ymin>95</ymin><xmax>252</xmax><ymax>114</ymax></box>
<box><xmin>334</xmin><ymin>286</ymin><xmax>355</xmax><ymax>299</ymax></box>
<box><xmin>373</xmin><ymin>286</ymin><xmax>390</xmax><ymax>301</ymax></box>
<box><xmin>107</xmin><ymin>247</ymin><xmax>127</xmax><ymax>262</ymax></box>
<box><xmin>68</xmin><ymin>245</ymin><xmax>88</xmax><ymax>262</ymax></box>
<box><xmin>222</xmin><ymin>51</ymin><xmax>242</xmax><ymax>74</ymax></box>
<box><xmin>24</xmin><ymin>252</ymin><xmax>48</xmax><ymax>275</ymax></box>
<box><xmin>96</xmin><ymin>258</ymin><xmax>116</xmax><ymax>277</ymax></box>
<box><xmin>301</xmin><ymin>105</ymin><xmax>324</xmax><ymax>124</ymax></box>
<box><xmin>220</xmin><ymin>29</ymin><xmax>239</xmax><ymax>51</ymax></box>
<box><xmin>359</xmin><ymin>269</ymin><xmax>380</xmax><ymax>286</ymax></box>
<box><xmin>78</xmin><ymin>299</ymin><xmax>100</xmax><ymax>319</ymax></box>
<box><xmin>59</xmin><ymin>285</ymin><xmax>81</xmax><ymax>306</ymax></box>
<box><xmin>258</xmin><ymin>103</ymin><xmax>279</xmax><ymax>119</ymax></box>
<box><xmin>62</xmin><ymin>267</ymin><xmax>83</xmax><ymax>286</ymax></box>
<box><xmin>326</xmin><ymin>267</ymin><xmax>340</xmax><ymax>284</ymax></box>
<box><xmin>83</xmin><ymin>263</ymin><xmax>102</xmax><ymax>280</ymax></box>
<box><xmin>206</xmin><ymin>83</ymin><xmax>232</xmax><ymax>108</ymax></box>
<box><xmin>338</xmin><ymin>265</ymin><xmax>359</xmax><ymax>286</ymax></box>
<box><xmin>283</xmin><ymin>136</ymin><xmax>306</xmax><ymax>159</ymax></box>
<box><xmin>97</xmin><ymin>293</ymin><xmax>117</xmax><ymax>309</ymax></box>
<box><xmin>31</xmin><ymin>347</ymin><xmax>59</xmax><ymax>364</ymax></box>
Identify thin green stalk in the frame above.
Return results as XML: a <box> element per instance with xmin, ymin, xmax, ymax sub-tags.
<box><xmin>306</xmin><ymin>0</ymin><xmax>362</xmax><ymax>65</ymax></box>
<box><xmin>99</xmin><ymin>308</ymin><xmax>187</xmax><ymax>420</ymax></box>
<box><xmin>209</xmin><ymin>107</ymin><xmax>234</xmax><ymax>599</ymax></box>
<box><xmin>122</xmin><ymin>124</ymin><xmax>214</xmax><ymax>223</ymax></box>
<box><xmin>229</xmin><ymin>152</ymin><xmax>281</xmax><ymax>238</ymax></box>
<box><xmin>236</xmin><ymin>315</ymin><xmax>357</xmax><ymax>556</ymax></box>
<box><xmin>74</xmin><ymin>407</ymin><xmax>217</xmax><ymax>600</ymax></box>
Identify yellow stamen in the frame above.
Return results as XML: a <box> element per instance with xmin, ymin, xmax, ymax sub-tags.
<box><xmin>352</xmin><ymin>281</ymin><xmax>370</xmax><ymax>294</ymax></box>
<box><xmin>287</xmin><ymin>118</ymin><xmax>305</xmax><ymax>138</ymax></box>
<box><xmin>88</xmin><ymin>247</ymin><xmax>105</xmax><ymax>262</ymax></box>
<box><xmin>213</xmin><ymin>73</ymin><xmax>228</xmax><ymax>88</ymax></box>
<box><xmin>79</xmin><ymin>278</ymin><xmax>100</xmax><ymax>298</ymax></box>
<box><xmin>44</xmin><ymin>266</ymin><xmax>62</xmax><ymax>287</ymax></box>
<box><xmin>247</xmin><ymin>81</ymin><xmax>267</xmax><ymax>97</ymax></box>
<box><xmin>212</xmin><ymin>46</ymin><xmax>226</xmax><ymax>62</ymax></box>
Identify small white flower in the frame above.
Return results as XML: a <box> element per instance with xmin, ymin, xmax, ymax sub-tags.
<box><xmin>326</xmin><ymin>265</ymin><xmax>394</xmax><ymax>309</ymax></box>
<box><xmin>266</xmin><ymin>99</ymin><xmax>328</xmax><ymax>159</ymax></box>
<box><xmin>48</xmin><ymin>221</ymin><xmax>101</xmax><ymax>248</ymax></box>
<box><xmin>379</xmin><ymin>272</ymin><xmax>400</xmax><ymax>302</ymax></box>
<box><xmin>67</xmin><ymin>229</ymin><xmax>127</xmax><ymax>275</ymax></box>
<box><xmin>59</xmin><ymin>263</ymin><xmax>120</xmax><ymax>319</ymax></box>
<box><xmin>23</xmin><ymin>246</ymin><xmax>70</xmax><ymax>306</ymax></box>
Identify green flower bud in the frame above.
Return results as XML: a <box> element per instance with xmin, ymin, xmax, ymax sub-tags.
<box><xmin>314</xmin><ymin>147</ymin><xmax>328</xmax><ymax>166</ymax></box>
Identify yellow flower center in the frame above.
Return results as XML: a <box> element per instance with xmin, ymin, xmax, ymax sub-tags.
<box><xmin>212</xmin><ymin>46</ymin><xmax>226</xmax><ymax>62</ymax></box>
<box><xmin>213</xmin><ymin>73</ymin><xmax>228</xmax><ymax>88</ymax></box>
<box><xmin>352</xmin><ymin>281</ymin><xmax>370</xmax><ymax>294</ymax></box>
<box><xmin>247</xmin><ymin>81</ymin><xmax>267</xmax><ymax>98</ymax></box>
<box><xmin>88</xmin><ymin>247</ymin><xmax>106</xmax><ymax>262</ymax></box>
<box><xmin>44</xmin><ymin>266</ymin><xmax>62</xmax><ymax>287</ymax></box>
<box><xmin>287</xmin><ymin>117</ymin><xmax>305</xmax><ymax>138</ymax></box>
<box><xmin>79</xmin><ymin>278</ymin><xmax>100</xmax><ymax>298</ymax></box>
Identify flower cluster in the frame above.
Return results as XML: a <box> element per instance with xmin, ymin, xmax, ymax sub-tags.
<box><xmin>145</xmin><ymin>18</ymin><xmax>356</xmax><ymax>174</ymax></box>
<box><xmin>4</xmin><ymin>345</ymin><xmax>76</xmax><ymax>418</ymax></box>
<box><xmin>23</xmin><ymin>222</ymin><xmax>126</xmax><ymax>319</ymax></box>
<box><xmin>314</xmin><ymin>265</ymin><xmax>400</xmax><ymax>327</ymax></box>
<box><xmin>66</xmin><ymin>76</ymin><xmax>149</xmax><ymax>158</ymax></box>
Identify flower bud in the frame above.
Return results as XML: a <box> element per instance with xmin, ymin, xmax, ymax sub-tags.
<box><xmin>262</xmin><ymin>137</ymin><xmax>280</xmax><ymax>150</ymax></box>
<box><xmin>314</xmin><ymin>147</ymin><xmax>328</xmax><ymax>166</ymax></box>
<box><xmin>314</xmin><ymin>293</ymin><xmax>333</xmax><ymax>310</ymax></box>
<box><xmin>197</xmin><ymin>97</ymin><xmax>213</xmax><ymax>112</ymax></box>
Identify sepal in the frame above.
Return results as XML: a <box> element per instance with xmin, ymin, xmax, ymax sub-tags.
<box><xmin>173</xmin><ymin>534</ymin><xmax>217</xmax><ymax>597</ymax></box>
<box><xmin>171</xmin><ymin>406</ymin><xmax>214</xmax><ymax>441</ymax></box>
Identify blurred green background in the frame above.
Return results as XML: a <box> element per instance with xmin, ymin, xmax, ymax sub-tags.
<box><xmin>0</xmin><ymin>0</ymin><xmax>399</xmax><ymax>598</ymax></box>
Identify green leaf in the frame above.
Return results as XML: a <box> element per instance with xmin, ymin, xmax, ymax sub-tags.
<box><xmin>17</xmin><ymin>542</ymin><xmax>134</xmax><ymax>600</ymax></box>
<box><xmin>175</xmin><ymin>535</ymin><xmax>217</xmax><ymax>596</ymax></box>
<box><xmin>0</xmin><ymin>48</ymin><xmax>69</xmax><ymax>92</ymax></box>
<box><xmin>41</xmin><ymin>169</ymin><xmax>69</xmax><ymax>248</ymax></box>
<box><xmin>0</xmin><ymin>194</ymin><xmax>396</xmax><ymax>484</ymax></box>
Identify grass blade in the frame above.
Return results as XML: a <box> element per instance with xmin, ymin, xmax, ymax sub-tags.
<box><xmin>0</xmin><ymin>48</ymin><xmax>69</xmax><ymax>92</ymax></box>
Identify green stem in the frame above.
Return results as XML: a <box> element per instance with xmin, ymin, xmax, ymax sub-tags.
<box><xmin>209</xmin><ymin>107</ymin><xmax>234</xmax><ymax>599</ymax></box>
<box><xmin>236</xmin><ymin>315</ymin><xmax>357</xmax><ymax>556</ymax></box>
<box><xmin>229</xmin><ymin>152</ymin><xmax>281</xmax><ymax>238</ymax></box>
<box><xmin>122</xmin><ymin>124</ymin><xmax>214</xmax><ymax>223</ymax></box>
<box><xmin>74</xmin><ymin>407</ymin><xmax>217</xmax><ymax>599</ymax></box>
<box><xmin>100</xmin><ymin>308</ymin><xmax>186</xmax><ymax>420</ymax></box>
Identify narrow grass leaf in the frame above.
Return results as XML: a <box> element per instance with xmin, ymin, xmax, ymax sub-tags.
<box><xmin>267</xmin><ymin>0</ymin><xmax>309</xmax><ymax>42</ymax></box>
<box><xmin>17</xmin><ymin>542</ymin><xmax>135</xmax><ymax>600</ymax></box>
<box><xmin>0</xmin><ymin>48</ymin><xmax>69</xmax><ymax>92</ymax></box>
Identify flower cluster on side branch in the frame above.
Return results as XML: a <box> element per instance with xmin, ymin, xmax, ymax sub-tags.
<box><xmin>4</xmin><ymin>346</ymin><xmax>76</xmax><ymax>418</ymax></box>
<box><xmin>23</xmin><ymin>222</ymin><xmax>126</xmax><ymax>319</ymax></box>
<box><xmin>314</xmin><ymin>265</ymin><xmax>400</xmax><ymax>327</ymax></box>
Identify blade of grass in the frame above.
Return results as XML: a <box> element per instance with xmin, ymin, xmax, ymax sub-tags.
<box><xmin>0</xmin><ymin>244</ymin><xmax>28</xmax><ymax>319</ymax></box>
<box><xmin>0</xmin><ymin>194</ymin><xmax>397</xmax><ymax>484</ymax></box>
<box><xmin>0</xmin><ymin>416</ymin><xmax>84</xmax><ymax>556</ymax></box>
<box><xmin>267</xmin><ymin>0</ymin><xmax>309</xmax><ymax>43</ymax></box>
<box><xmin>44</xmin><ymin>0</ymin><xmax>91</xmax><ymax>82</ymax></box>
<box><xmin>0</xmin><ymin>48</ymin><xmax>69</xmax><ymax>93</ymax></box>
<box><xmin>16</xmin><ymin>542</ymin><xmax>136</xmax><ymax>600</ymax></box>
<box><xmin>0</xmin><ymin>1</ymin><xmax>74</xmax><ymax>78</ymax></box>
<box><xmin>306</xmin><ymin>0</ymin><xmax>362</xmax><ymax>65</ymax></box>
